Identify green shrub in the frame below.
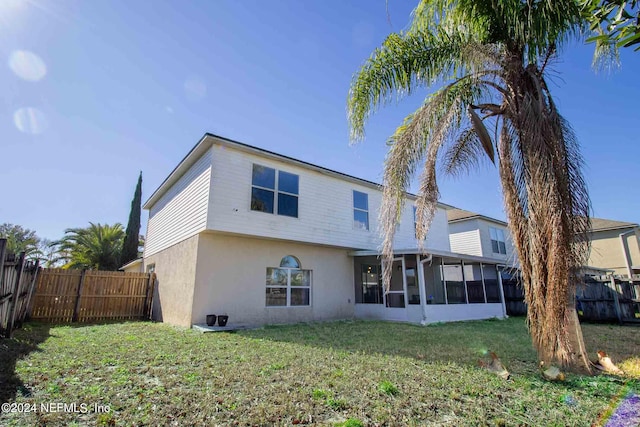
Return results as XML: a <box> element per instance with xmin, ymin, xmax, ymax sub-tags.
<box><xmin>378</xmin><ymin>380</ymin><xmax>399</xmax><ymax>396</ymax></box>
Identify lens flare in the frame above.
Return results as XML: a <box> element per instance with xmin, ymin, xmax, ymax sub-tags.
<box><xmin>563</xmin><ymin>394</ymin><xmax>578</xmax><ymax>407</ymax></box>
<box><xmin>14</xmin><ymin>107</ymin><xmax>47</xmax><ymax>134</ymax></box>
<box><xmin>9</xmin><ymin>50</ymin><xmax>47</xmax><ymax>81</ymax></box>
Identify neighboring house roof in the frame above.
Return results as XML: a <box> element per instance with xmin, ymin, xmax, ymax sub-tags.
<box><xmin>589</xmin><ymin>217</ymin><xmax>639</xmax><ymax>233</ymax></box>
<box><xmin>144</xmin><ymin>133</ymin><xmax>457</xmax><ymax>210</ymax></box>
<box><xmin>447</xmin><ymin>211</ymin><xmax>638</xmax><ymax>234</ymax></box>
<box><xmin>119</xmin><ymin>258</ymin><xmax>142</xmax><ymax>271</ymax></box>
<box><xmin>447</xmin><ymin>208</ymin><xmax>508</xmax><ymax>226</ymax></box>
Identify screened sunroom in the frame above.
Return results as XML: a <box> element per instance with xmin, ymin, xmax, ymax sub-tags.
<box><xmin>351</xmin><ymin>249</ymin><xmax>509</xmax><ymax>324</ymax></box>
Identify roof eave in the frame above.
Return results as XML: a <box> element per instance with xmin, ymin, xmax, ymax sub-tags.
<box><xmin>143</xmin><ymin>132</ymin><xmax>455</xmax><ymax>210</ymax></box>
<box><xmin>143</xmin><ymin>134</ymin><xmax>213</xmax><ymax>209</ymax></box>
<box><xmin>448</xmin><ymin>215</ymin><xmax>508</xmax><ymax>227</ymax></box>
<box><xmin>589</xmin><ymin>225</ymin><xmax>639</xmax><ymax>233</ymax></box>
<box><xmin>348</xmin><ymin>247</ymin><xmax>511</xmax><ymax>265</ymax></box>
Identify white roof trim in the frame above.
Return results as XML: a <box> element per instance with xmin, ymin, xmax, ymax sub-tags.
<box><xmin>449</xmin><ymin>215</ymin><xmax>508</xmax><ymax>227</ymax></box>
<box><xmin>348</xmin><ymin>247</ymin><xmax>510</xmax><ymax>265</ymax></box>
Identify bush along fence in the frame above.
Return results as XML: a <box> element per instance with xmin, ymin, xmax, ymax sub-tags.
<box><xmin>30</xmin><ymin>269</ymin><xmax>155</xmax><ymax>323</ymax></box>
<box><xmin>502</xmin><ymin>273</ymin><xmax>640</xmax><ymax>323</ymax></box>
<box><xmin>0</xmin><ymin>239</ymin><xmax>40</xmax><ymax>338</ymax></box>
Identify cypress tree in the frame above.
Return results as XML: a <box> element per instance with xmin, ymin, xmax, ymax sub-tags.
<box><xmin>121</xmin><ymin>172</ymin><xmax>142</xmax><ymax>265</ymax></box>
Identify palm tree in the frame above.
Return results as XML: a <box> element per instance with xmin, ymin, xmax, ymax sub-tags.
<box><xmin>348</xmin><ymin>0</ymin><xmax>594</xmax><ymax>373</ymax></box>
<box><xmin>56</xmin><ymin>223</ymin><xmax>125</xmax><ymax>271</ymax></box>
<box><xmin>0</xmin><ymin>223</ymin><xmax>41</xmax><ymax>259</ymax></box>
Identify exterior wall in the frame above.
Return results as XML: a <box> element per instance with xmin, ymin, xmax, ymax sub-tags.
<box><xmin>354</xmin><ymin>303</ymin><xmax>503</xmax><ymax>323</ymax></box>
<box><xmin>206</xmin><ymin>143</ymin><xmax>450</xmax><ymax>252</ymax></box>
<box><xmin>143</xmin><ymin>235</ymin><xmax>200</xmax><ymax>327</ymax></box>
<box><xmin>477</xmin><ymin>219</ymin><xmax>515</xmax><ymax>264</ymax></box>
<box><xmin>449</xmin><ymin>218</ymin><xmax>517</xmax><ymax>266</ymax></box>
<box><xmin>144</xmin><ymin>149</ymin><xmax>212</xmax><ymax>257</ymax></box>
<box><xmin>190</xmin><ymin>233</ymin><xmax>355</xmax><ymax>327</ymax></box>
<box><xmin>588</xmin><ymin>228</ymin><xmax>640</xmax><ymax>276</ymax></box>
<box><xmin>449</xmin><ymin>219</ymin><xmax>482</xmax><ymax>256</ymax></box>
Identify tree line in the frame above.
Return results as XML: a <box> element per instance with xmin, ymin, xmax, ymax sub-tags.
<box><xmin>1</xmin><ymin>172</ymin><xmax>143</xmax><ymax>271</ymax></box>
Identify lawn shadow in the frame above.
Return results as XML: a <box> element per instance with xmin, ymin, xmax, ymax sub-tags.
<box><xmin>0</xmin><ymin>322</ymin><xmax>51</xmax><ymax>405</ymax></box>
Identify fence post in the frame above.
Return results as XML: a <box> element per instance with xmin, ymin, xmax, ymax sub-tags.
<box><xmin>24</xmin><ymin>261</ymin><xmax>41</xmax><ymax>321</ymax></box>
<box><xmin>0</xmin><ymin>239</ymin><xmax>7</xmax><ymax>291</ymax></box>
<box><xmin>7</xmin><ymin>252</ymin><xmax>26</xmax><ymax>338</ymax></box>
<box><xmin>143</xmin><ymin>272</ymin><xmax>156</xmax><ymax>320</ymax></box>
<box><xmin>609</xmin><ymin>276</ymin><xmax>623</xmax><ymax>324</ymax></box>
<box><xmin>72</xmin><ymin>270</ymin><xmax>87</xmax><ymax>322</ymax></box>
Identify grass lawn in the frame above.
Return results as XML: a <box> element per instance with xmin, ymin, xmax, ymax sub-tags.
<box><xmin>1</xmin><ymin>318</ymin><xmax>638</xmax><ymax>426</ymax></box>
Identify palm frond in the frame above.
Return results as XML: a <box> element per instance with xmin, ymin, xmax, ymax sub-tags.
<box><xmin>56</xmin><ymin>223</ymin><xmax>125</xmax><ymax>271</ymax></box>
<box><xmin>442</xmin><ymin>127</ymin><xmax>491</xmax><ymax>176</ymax></box>
<box><xmin>379</xmin><ymin>76</ymin><xmax>483</xmax><ymax>288</ymax></box>
<box><xmin>411</xmin><ymin>0</ymin><xmax>585</xmax><ymax>63</ymax></box>
<box><xmin>467</xmin><ymin>106</ymin><xmax>495</xmax><ymax>163</ymax></box>
<box><xmin>347</xmin><ymin>30</ymin><xmax>467</xmax><ymax>142</ymax></box>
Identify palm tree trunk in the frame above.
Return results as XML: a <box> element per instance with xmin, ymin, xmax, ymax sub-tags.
<box><xmin>498</xmin><ymin>61</ymin><xmax>593</xmax><ymax>373</ymax></box>
<box><xmin>565</xmin><ymin>296</ymin><xmax>592</xmax><ymax>374</ymax></box>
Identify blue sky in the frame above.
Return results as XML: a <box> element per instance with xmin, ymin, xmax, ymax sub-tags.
<box><xmin>1</xmin><ymin>0</ymin><xmax>639</xmax><ymax>241</ymax></box>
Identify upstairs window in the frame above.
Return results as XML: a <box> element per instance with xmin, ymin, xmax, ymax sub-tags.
<box><xmin>489</xmin><ymin>227</ymin><xmax>507</xmax><ymax>255</ymax></box>
<box><xmin>353</xmin><ymin>190</ymin><xmax>369</xmax><ymax>230</ymax></box>
<box><xmin>277</xmin><ymin>171</ymin><xmax>299</xmax><ymax>217</ymax></box>
<box><xmin>251</xmin><ymin>164</ymin><xmax>299</xmax><ymax>218</ymax></box>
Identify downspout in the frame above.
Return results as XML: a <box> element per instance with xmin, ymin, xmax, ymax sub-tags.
<box><xmin>418</xmin><ymin>254</ymin><xmax>432</xmax><ymax>325</ymax></box>
<box><xmin>619</xmin><ymin>230</ymin><xmax>635</xmax><ymax>279</ymax></box>
<box><xmin>496</xmin><ymin>265</ymin><xmax>508</xmax><ymax>319</ymax></box>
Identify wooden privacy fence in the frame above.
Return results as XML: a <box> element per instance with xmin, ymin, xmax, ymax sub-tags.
<box><xmin>31</xmin><ymin>269</ymin><xmax>155</xmax><ymax>323</ymax></box>
<box><xmin>502</xmin><ymin>274</ymin><xmax>640</xmax><ymax>323</ymax></box>
<box><xmin>577</xmin><ymin>276</ymin><xmax>640</xmax><ymax>323</ymax></box>
<box><xmin>0</xmin><ymin>239</ymin><xmax>40</xmax><ymax>338</ymax></box>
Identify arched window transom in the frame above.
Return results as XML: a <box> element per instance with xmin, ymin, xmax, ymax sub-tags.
<box><xmin>279</xmin><ymin>255</ymin><xmax>301</xmax><ymax>269</ymax></box>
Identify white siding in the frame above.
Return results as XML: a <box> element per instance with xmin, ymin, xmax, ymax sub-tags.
<box><xmin>449</xmin><ymin>218</ymin><xmax>517</xmax><ymax>266</ymax></box>
<box><xmin>206</xmin><ymin>144</ymin><xmax>451</xmax><ymax>251</ymax></box>
<box><xmin>449</xmin><ymin>220</ymin><xmax>483</xmax><ymax>256</ymax></box>
<box><xmin>144</xmin><ymin>149</ymin><xmax>212</xmax><ymax>257</ymax></box>
<box><xmin>478</xmin><ymin>219</ymin><xmax>514</xmax><ymax>263</ymax></box>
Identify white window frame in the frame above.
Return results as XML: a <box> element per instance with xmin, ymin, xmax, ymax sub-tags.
<box><xmin>251</xmin><ymin>164</ymin><xmax>299</xmax><ymax>218</ymax></box>
<box><xmin>489</xmin><ymin>227</ymin><xmax>507</xmax><ymax>255</ymax></box>
<box><xmin>353</xmin><ymin>190</ymin><xmax>369</xmax><ymax>231</ymax></box>
<box><xmin>266</xmin><ymin>267</ymin><xmax>312</xmax><ymax>307</ymax></box>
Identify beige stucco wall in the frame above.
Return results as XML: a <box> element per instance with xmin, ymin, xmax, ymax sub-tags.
<box><xmin>191</xmin><ymin>233</ymin><xmax>355</xmax><ymax>327</ymax></box>
<box><xmin>588</xmin><ymin>228</ymin><xmax>640</xmax><ymax>276</ymax></box>
<box><xmin>143</xmin><ymin>234</ymin><xmax>200</xmax><ymax>327</ymax></box>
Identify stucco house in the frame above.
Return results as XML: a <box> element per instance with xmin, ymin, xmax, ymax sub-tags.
<box><xmin>586</xmin><ymin>218</ymin><xmax>640</xmax><ymax>278</ymax></box>
<box><xmin>141</xmin><ymin>133</ymin><xmax>508</xmax><ymax>328</ymax></box>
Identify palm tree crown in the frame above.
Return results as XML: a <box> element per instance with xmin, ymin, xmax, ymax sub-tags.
<box><xmin>348</xmin><ymin>0</ymin><xmax>594</xmax><ymax>372</ymax></box>
<box><xmin>57</xmin><ymin>223</ymin><xmax>125</xmax><ymax>271</ymax></box>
